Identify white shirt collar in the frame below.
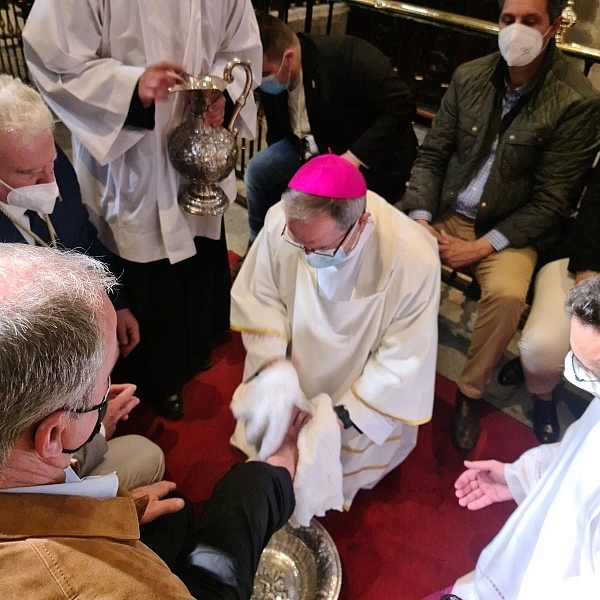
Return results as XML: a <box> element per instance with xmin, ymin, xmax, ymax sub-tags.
<box><xmin>0</xmin><ymin>201</ymin><xmax>28</xmax><ymax>219</ymax></box>
<box><xmin>1</xmin><ymin>467</ymin><xmax>119</xmax><ymax>499</ymax></box>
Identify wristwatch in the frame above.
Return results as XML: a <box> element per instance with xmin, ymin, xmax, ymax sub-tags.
<box><xmin>334</xmin><ymin>405</ymin><xmax>362</xmax><ymax>434</ymax></box>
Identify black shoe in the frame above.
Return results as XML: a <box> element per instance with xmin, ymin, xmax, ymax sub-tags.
<box><xmin>451</xmin><ymin>390</ymin><xmax>481</xmax><ymax>453</ymax></box>
<box><xmin>498</xmin><ymin>357</ymin><xmax>525</xmax><ymax>386</ymax></box>
<box><xmin>532</xmin><ymin>397</ymin><xmax>559</xmax><ymax>444</ymax></box>
<box><xmin>157</xmin><ymin>392</ymin><xmax>184</xmax><ymax>421</ymax></box>
<box><xmin>198</xmin><ymin>357</ymin><xmax>212</xmax><ymax>373</ymax></box>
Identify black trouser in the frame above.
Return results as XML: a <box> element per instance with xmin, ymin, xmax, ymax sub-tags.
<box><xmin>140</xmin><ymin>462</ymin><xmax>295</xmax><ymax>600</ymax></box>
<box><xmin>112</xmin><ymin>232</ymin><xmax>231</xmax><ymax>404</ymax></box>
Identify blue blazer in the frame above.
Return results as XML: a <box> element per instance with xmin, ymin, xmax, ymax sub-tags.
<box><xmin>0</xmin><ymin>144</ymin><xmax>127</xmax><ymax>309</ymax></box>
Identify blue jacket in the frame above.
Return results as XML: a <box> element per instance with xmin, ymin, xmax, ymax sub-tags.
<box><xmin>0</xmin><ymin>144</ymin><xmax>127</xmax><ymax>309</ymax></box>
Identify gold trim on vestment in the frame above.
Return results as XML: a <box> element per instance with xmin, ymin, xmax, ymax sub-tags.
<box><xmin>350</xmin><ymin>384</ymin><xmax>432</xmax><ymax>426</ymax></box>
<box><xmin>230</xmin><ymin>325</ymin><xmax>290</xmax><ymax>342</ymax></box>
<box><xmin>341</xmin><ymin>434</ymin><xmax>404</xmax><ymax>454</ymax></box>
<box><xmin>343</xmin><ymin>464</ymin><xmax>390</xmax><ymax>478</ymax></box>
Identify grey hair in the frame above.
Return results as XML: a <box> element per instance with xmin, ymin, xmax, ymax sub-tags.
<box><xmin>282</xmin><ymin>189</ymin><xmax>366</xmax><ymax>232</ymax></box>
<box><xmin>0</xmin><ymin>245</ymin><xmax>116</xmax><ymax>472</ymax></box>
<box><xmin>0</xmin><ymin>74</ymin><xmax>54</xmax><ymax>145</ymax></box>
<box><xmin>565</xmin><ymin>274</ymin><xmax>600</xmax><ymax>331</ymax></box>
<box><xmin>499</xmin><ymin>0</ymin><xmax>567</xmax><ymax>23</ymax></box>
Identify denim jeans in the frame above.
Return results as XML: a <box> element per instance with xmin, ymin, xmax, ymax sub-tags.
<box><xmin>244</xmin><ymin>138</ymin><xmax>302</xmax><ymax>240</ymax></box>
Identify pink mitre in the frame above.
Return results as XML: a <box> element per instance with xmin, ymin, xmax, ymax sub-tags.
<box><xmin>288</xmin><ymin>152</ymin><xmax>367</xmax><ymax>199</ymax></box>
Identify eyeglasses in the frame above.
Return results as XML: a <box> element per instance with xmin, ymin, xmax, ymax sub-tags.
<box><xmin>62</xmin><ymin>376</ymin><xmax>111</xmax><ymax>453</ymax></box>
<box><xmin>571</xmin><ymin>353</ymin><xmax>600</xmax><ymax>384</ymax></box>
<box><xmin>65</xmin><ymin>376</ymin><xmax>111</xmax><ymax>421</ymax></box>
<box><xmin>281</xmin><ymin>217</ymin><xmax>360</xmax><ymax>258</ymax></box>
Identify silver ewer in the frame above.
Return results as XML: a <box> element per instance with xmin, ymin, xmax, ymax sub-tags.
<box><xmin>167</xmin><ymin>59</ymin><xmax>253</xmax><ymax>216</ymax></box>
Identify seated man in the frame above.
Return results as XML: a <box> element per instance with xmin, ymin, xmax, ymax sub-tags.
<box><xmin>402</xmin><ymin>0</ymin><xmax>600</xmax><ymax>452</ymax></box>
<box><xmin>497</xmin><ymin>161</ymin><xmax>600</xmax><ymax>443</ymax></box>
<box><xmin>242</xmin><ymin>14</ymin><xmax>418</xmax><ymax>250</ymax></box>
<box><xmin>427</xmin><ymin>275</ymin><xmax>600</xmax><ymax>599</ymax></box>
<box><xmin>231</xmin><ymin>154</ymin><xmax>440</xmax><ymax>508</ymax></box>
<box><xmin>0</xmin><ymin>244</ymin><xmax>300</xmax><ymax>599</ymax></box>
<box><xmin>0</xmin><ymin>74</ymin><xmax>164</xmax><ymax>486</ymax></box>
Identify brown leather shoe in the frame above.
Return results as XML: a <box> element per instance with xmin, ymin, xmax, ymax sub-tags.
<box><xmin>451</xmin><ymin>390</ymin><xmax>480</xmax><ymax>453</ymax></box>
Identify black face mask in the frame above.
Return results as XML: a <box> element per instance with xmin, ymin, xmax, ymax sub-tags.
<box><xmin>62</xmin><ymin>378</ymin><xmax>111</xmax><ymax>454</ymax></box>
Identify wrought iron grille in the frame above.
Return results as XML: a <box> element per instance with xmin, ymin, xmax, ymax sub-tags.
<box><xmin>0</xmin><ymin>1</ymin><xmax>32</xmax><ymax>83</ymax></box>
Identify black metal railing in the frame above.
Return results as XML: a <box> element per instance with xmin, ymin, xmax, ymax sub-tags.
<box><xmin>3</xmin><ymin>1</ymin><xmax>600</xmax><ymax>179</ymax></box>
<box><xmin>253</xmin><ymin>0</ymin><xmax>335</xmax><ymax>33</ymax></box>
<box><xmin>0</xmin><ymin>0</ymin><xmax>32</xmax><ymax>83</ymax></box>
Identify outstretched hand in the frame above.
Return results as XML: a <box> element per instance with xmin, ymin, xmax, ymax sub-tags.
<box><xmin>454</xmin><ymin>459</ymin><xmax>513</xmax><ymax>510</ymax></box>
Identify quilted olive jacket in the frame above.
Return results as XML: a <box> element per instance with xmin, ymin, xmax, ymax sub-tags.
<box><xmin>403</xmin><ymin>44</ymin><xmax>600</xmax><ymax>251</ymax></box>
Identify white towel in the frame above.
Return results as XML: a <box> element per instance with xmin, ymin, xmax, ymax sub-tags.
<box><xmin>230</xmin><ymin>361</ymin><xmax>344</xmax><ymax>526</ymax></box>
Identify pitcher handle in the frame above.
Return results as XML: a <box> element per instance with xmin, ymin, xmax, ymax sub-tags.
<box><xmin>223</xmin><ymin>58</ymin><xmax>253</xmax><ymax>135</ymax></box>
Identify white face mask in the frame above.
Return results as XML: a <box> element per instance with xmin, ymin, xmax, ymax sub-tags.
<box><xmin>498</xmin><ymin>23</ymin><xmax>550</xmax><ymax>67</ymax></box>
<box><xmin>0</xmin><ymin>177</ymin><xmax>58</xmax><ymax>214</ymax></box>
<box><xmin>564</xmin><ymin>350</ymin><xmax>600</xmax><ymax>397</ymax></box>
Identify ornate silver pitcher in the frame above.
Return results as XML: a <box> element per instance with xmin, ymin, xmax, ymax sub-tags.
<box><xmin>168</xmin><ymin>59</ymin><xmax>253</xmax><ymax>216</ymax></box>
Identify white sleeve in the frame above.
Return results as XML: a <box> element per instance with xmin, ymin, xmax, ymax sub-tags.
<box><xmin>504</xmin><ymin>442</ymin><xmax>562</xmax><ymax>504</ymax></box>
<box><xmin>231</xmin><ymin>211</ymin><xmax>292</xmax><ymax>380</ymax></box>
<box><xmin>23</xmin><ymin>0</ymin><xmax>146</xmax><ymax>165</ymax></box>
<box><xmin>240</xmin><ymin>333</ymin><xmax>289</xmax><ymax>381</ymax></box>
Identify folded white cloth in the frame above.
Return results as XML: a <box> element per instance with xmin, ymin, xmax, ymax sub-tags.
<box><xmin>230</xmin><ymin>361</ymin><xmax>343</xmax><ymax>526</ymax></box>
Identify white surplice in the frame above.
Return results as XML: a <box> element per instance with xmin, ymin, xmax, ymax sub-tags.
<box><xmin>23</xmin><ymin>0</ymin><xmax>262</xmax><ymax>264</ymax></box>
<box><xmin>453</xmin><ymin>395</ymin><xmax>600</xmax><ymax>600</ymax></box>
<box><xmin>231</xmin><ymin>192</ymin><xmax>441</xmax><ymax>506</ymax></box>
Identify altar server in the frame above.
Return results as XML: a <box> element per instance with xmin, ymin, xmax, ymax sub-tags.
<box><xmin>23</xmin><ymin>0</ymin><xmax>262</xmax><ymax>420</ymax></box>
<box><xmin>446</xmin><ymin>275</ymin><xmax>600</xmax><ymax>599</ymax></box>
<box><xmin>231</xmin><ymin>154</ymin><xmax>441</xmax><ymax>507</ymax></box>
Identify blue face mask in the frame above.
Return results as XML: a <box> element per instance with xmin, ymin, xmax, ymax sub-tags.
<box><xmin>304</xmin><ymin>248</ymin><xmax>348</xmax><ymax>269</ymax></box>
<box><xmin>259</xmin><ymin>57</ymin><xmax>290</xmax><ymax>95</ymax></box>
<box><xmin>260</xmin><ymin>75</ymin><xmax>290</xmax><ymax>95</ymax></box>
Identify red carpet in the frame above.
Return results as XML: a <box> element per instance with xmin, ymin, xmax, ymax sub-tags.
<box><xmin>118</xmin><ymin>331</ymin><xmax>538</xmax><ymax>600</ymax></box>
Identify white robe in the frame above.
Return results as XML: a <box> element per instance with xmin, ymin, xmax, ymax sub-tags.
<box><xmin>453</xmin><ymin>396</ymin><xmax>600</xmax><ymax>600</ymax></box>
<box><xmin>231</xmin><ymin>192</ymin><xmax>441</xmax><ymax>506</ymax></box>
<box><xmin>23</xmin><ymin>0</ymin><xmax>262</xmax><ymax>264</ymax></box>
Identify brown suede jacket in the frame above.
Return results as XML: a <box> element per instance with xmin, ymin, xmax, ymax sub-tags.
<box><xmin>0</xmin><ymin>490</ymin><xmax>193</xmax><ymax>599</ymax></box>
<box><xmin>403</xmin><ymin>44</ymin><xmax>600</xmax><ymax>252</ymax></box>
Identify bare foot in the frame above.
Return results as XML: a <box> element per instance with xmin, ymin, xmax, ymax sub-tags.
<box><xmin>266</xmin><ymin>407</ymin><xmax>311</xmax><ymax>480</ymax></box>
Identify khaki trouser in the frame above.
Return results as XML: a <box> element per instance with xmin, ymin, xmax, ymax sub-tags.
<box><xmin>434</xmin><ymin>212</ymin><xmax>537</xmax><ymax>399</ymax></box>
<box><xmin>519</xmin><ymin>258</ymin><xmax>574</xmax><ymax>396</ymax></box>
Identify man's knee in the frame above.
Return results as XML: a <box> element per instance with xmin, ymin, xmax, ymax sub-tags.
<box><xmin>478</xmin><ymin>274</ymin><xmax>530</xmax><ymax>308</ymax></box>
<box><xmin>519</xmin><ymin>327</ymin><xmax>568</xmax><ymax>374</ymax></box>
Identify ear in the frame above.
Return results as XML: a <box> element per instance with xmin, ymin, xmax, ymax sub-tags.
<box><xmin>283</xmin><ymin>49</ymin><xmax>295</xmax><ymax>67</ymax></box>
<box><xmin>550</xmin><ymin>15</ymin><xmax>562</xmax><ymax>38</ymax></box>
<box><xmin>34</xmin><ymin>411</ymin><xmax>70</xmax><ymax>466</ymax></box>
<box><xmin>357</xmin><ymin>211</ymin><xmax>371</xmax><ymax>232</ymax></box>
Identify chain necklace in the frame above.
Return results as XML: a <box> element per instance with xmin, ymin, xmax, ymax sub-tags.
<box><xmin>0</xmin><ymin>202</ymin><xmax>58</xmax><ymax>248</ymax></box>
